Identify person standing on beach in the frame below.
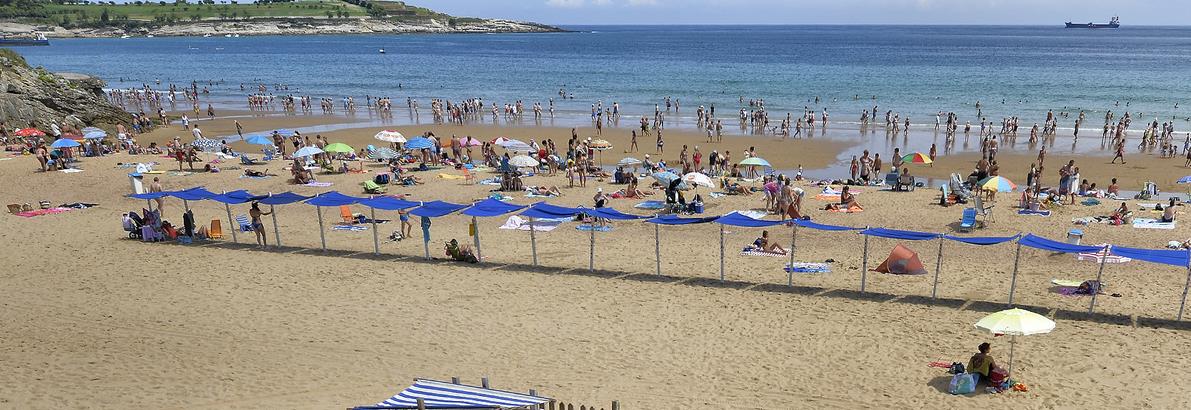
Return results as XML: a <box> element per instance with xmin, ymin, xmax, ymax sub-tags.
<box><xmin>656</xmin><ymin>129</ymin><xmax>664</xmax><ymax>153</ymax></box>
<box><xmin>234</xmin><ymin>120</ymin><xmax>243</xmax><ymax>138</ymax></box>
<box><xmin>630</xmin><ymin>130</ymin><xmax>639</xmax><ymax>152</ymax></box>
<box><xmin>150</xmin><ymin>177</ymin><xmax>164</xmax><ymax>210</ymax></box>
<box><xmin>249</xmin><ymin>201</ymin><xmax>272</xmax><ymax>247</ymax></box>
<box><xmin>850</xmin><ymin>155</ymin><xmax>859</xmax><ymax>181</ymax></box>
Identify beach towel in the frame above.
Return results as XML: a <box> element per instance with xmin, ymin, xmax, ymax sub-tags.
<box><xmin>437</xmin><ymin>173</ymin><xmax>467</xmax><ymax>180</ymax></box>
<box><xmin>478</xmin><ymin>177</ymin><xmax>502</xmax><ymax>186</ymax></box>
<box><xmin>1137</xmin><ymin>203</ymin><xmax>1159</xmax><ymax>210</ymax></box>
<box><xmin>827</xmin><ymin>206</ymin><xmax>864</xmax><ymax>213</ymax></box>
<box><xmin>784</xmin><ymin>262</ymin><xmax>832</xmax><ymax>273</ymax></box>
<box><xmin>1133</xmin><ymin>218</ymin><xmax>1176</xmax><ymax>230</ymax></box>
<box><xmin>1017</xmin><ymin>209</ymin><xmax>1051</xmax><ymax>217</ymax></box>
<box><xmin>736</xmin><ymin>210</ymin><xmax>768</xmax><ymax>219</ymax></box>
<box><xmin>1081</xmin><ymin>198</ymin><xmax>1102</xmax><ymax>206</ymax></box>
<box><xmin>239</xmin><ymin>174</ymin><xmax>271</xmax><ymax>179</ymax></box>
<box><xmin>168</xmin><ymin>171</ymin><xmax>194</xmax><ymax>176</ymax></box>
<box><xmin>1076</xmin><ymin>247</ymin><xmax>1131</xmax><ymax>263</ymax></box>
<box><xmin>635</xmin><ymin>200</ymin><xmax>666</xmax><ymax>210</ymax></box>
<box><xmin>576</xmin><ymin>224</ymin><xmax>613</xmax><ymax>232</ymax></box>
<box><xmin>499</xmin><ymin>215</ymin><xmax>563</xmax><ymax>232</ymax></box>
<box><xmin>814</xmin><ymin>194</ymin><xmax>841</xmax><ymax>202</ymax></box>
<box><xmin>709</xmin><ymin>192</ymin><xmax>727</xmax><ymax>198</ymax></box>
<box><xmin>525</xmin><ymin>192</ymin><xmax>557</xmax><ymax>198</ymax></box>
<box><xmin>332</xmin><ymin>225</ymin><xmax>368</xmax><ymax>232</ymax></box>
<box><xmin>60</xmin><ymin>168</ymin><xmax>83</xmax><ymax>173</ymax></box>
<box><xmin>304</xmin><ymin>182</ymin><xmax>333</xmax><ymax>187</ymax></box>
<box><xmin>741</xmin><ymin>247</ymin><xmax>787</xmax><ymax>257</ymax></box>
<box><xmin>15</xmin><ymin>207</ymin><xmax>70</xmax><ymax>217</ymax></box>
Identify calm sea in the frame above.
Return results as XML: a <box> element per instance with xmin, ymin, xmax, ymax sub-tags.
<box><xmin>15</xmin><ymin>25</ymin><xmax>1191</xmax><ymax>168</ymax></box>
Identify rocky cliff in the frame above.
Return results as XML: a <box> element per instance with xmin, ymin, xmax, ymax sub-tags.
<box><xmin>0</xmin><ymin>49</ymin><xmax>130</xmax><ymax>129</ymax></box>
<box><xmin>1</xmin><ymin>17</ymin><xmax>562</xmax><ymax>38</ymax></box>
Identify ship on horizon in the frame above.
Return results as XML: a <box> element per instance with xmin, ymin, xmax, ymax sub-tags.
<box><xmin>1065</xmin><ymin>16</ymin><xmax>1120</xmax><ymax>29</ymax></box>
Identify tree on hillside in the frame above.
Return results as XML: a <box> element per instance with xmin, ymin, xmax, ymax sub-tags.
<box><xmin>99</xmin><ymin>8</ymin><xmax>109</xmax><ymax>22</ymax></box>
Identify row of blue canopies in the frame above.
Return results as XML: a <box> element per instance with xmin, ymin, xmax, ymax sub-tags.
<box><xmin>128</xmin><ymin>187</ymin><xmax>1191</xmax><ymax>321</ymax></box>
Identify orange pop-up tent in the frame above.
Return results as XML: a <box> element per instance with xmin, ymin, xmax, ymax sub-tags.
<box><xmin>874</xmin><ymin>244</ymin><xmax>928</xmax><ymax>275</ymax></box>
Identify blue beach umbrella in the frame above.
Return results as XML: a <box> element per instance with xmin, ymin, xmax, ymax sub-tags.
<box><xmin>651</xmin><ymin>171</ymin><xmax>680</xmax><ymax>184</ymax></box>
<box><xmin>404</xmin><ymin>137</ymin><xmax>435</xmax><ymax>150</ymax></box>
<box><xmin>1177</xmin><ymin>175</ymin><xmax>1191</xmax><ymax>184</ymax></box>
<box><xmin>50</xmin><ymin>138</ymin><xmax>80</xmax><ymax>148</ymax></box>
<box><xmin>244</xmin><ymin>134</ymin><xmax>273</xmax><ymax>146</ymax></box>
<box><xmin>83</xmin><ymin>130</ymin><xmax>107</xmax><ymax>140</ymax></box>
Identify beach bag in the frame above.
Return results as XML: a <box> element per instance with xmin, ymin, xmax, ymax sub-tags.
<box><xmin>1078</xmin><ymin>280</ymin><xmax>1103</xmax><ymax>295</ymax></box>
<box><xmin>990</xmin><ymin>367</ymin><xmax>1010</xmax><ymax>386</ymax></box>
<box><xmin>374</xmin><ymin>173</ymin><xmax>390</xmax><ymax>185</ymax></box>
<box><xmin>948</xmin><ymin>373</ymin><xmax>976</xmax><ymax>395</ymax></box>
<box><xmin>948</xmin><ymin>362</ymin><xmax>965</xmax><ymax>375</ymax></box>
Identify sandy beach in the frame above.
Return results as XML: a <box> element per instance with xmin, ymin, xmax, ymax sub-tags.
<box><xmin>3</xmin><ymin>109</ymin><xmax>1191</xmax><ymax>409</ymax></box>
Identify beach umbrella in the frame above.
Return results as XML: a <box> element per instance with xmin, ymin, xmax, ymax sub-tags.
<box><xmin>459</xmin><ymin>136</ymin><xmax>483</xmax><ymax>147</ymax></box>
<box><xmin>901</xmin><ymin>152</ymin><xmax>933</xmax><ymax>165</ymax></box>
<box><xmin>1177</xmin><ymin>176</ymin><xmax>1191</xmax><ymax>184</ymax></box>
<box><xmin>590</xmin><ymin>139</ymin><xmax>612</xmax><ymax>166</ymax></box>
<box><xmin>14</xmin><ymin>128</ymin><xmax>45</xmax><ymax>137</ymax></box>
<box><xmin>494</xmin><ymin>137</ymin><xmax>532</xmax><ymax>152</ymax></box>
<box><xmin>369</xmin><ymin>147</ymin><xmax>400</xmax><ymax>160</ymax></box>
<box><xmin>404</xmin><ymin>137</ymin><xmax>435</xmax><ymax>150</ymax></box>
<box><xmin>374</xmin><ymin>130</ymin><xmax>406</xmax><ymax>143</ymax></box>
<box><xmin>191</xmin><ymin>138</ymin><xmax>221</xmax><ymax>153</ymax></box>
<box><xmin>323</xmin><ymin>142</ymin><xmax>354</xmax><ymax>154</ymax></box>
<box><xmin>683</xmin><ymin>172</ymin><xmax>715</xmax><ymax>189</ymax></box>
<box><xmin>974</xmin><ymin>308</ymin><xmax>1055</xmax><ymax>377</ymax></box>
<box><xmin>492</xmin><ymin>137</ymin><xmax>520</xmax><ymax>146</ymax></box>
<box><xmin>50</xmin><ymin>138</ymin><xmax>79</xmax><ymax>148</ymax></box>
<box><xmin>83</xmin><ymin>130</ymin><xmax>107</xmax><ymax>140</ymax></box>
<box><xmin>618</xmin><ymin>157</ymin><xmax>642</xmax><ymax>167</ymax></box>
<box><xmin>244</xmin><ymin>134</ymin><xmax>273</xmax><ymax>146</ymax></box>
<box><xmin>508</xmin><ymin>154</ymin><xmax>539</xmax><ymax>168</ymax></box>
<box><xmin>292</xmin><ymin>146</ymin><xmax>324</xmax><ymax>158</ymax></box>
<box><xmin>978</xmin><ymin>176</ymin><xmax>1017</xmax><ymax>192</ymax></box>
<box><xmin>652</xmin><ymin>171</ymin><xmax>680</xmax><ymax>184</ymax></box>
<box><xmin>739</xmin><ymin>157</ymin><xmax>771</xmax><ymax>167</ymax></box>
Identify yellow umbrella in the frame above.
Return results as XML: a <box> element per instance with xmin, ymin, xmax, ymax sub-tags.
<box><xmin>978</xmin><ymin>176</ymin><xmax>1017</xmax><ymax>192</ymax></box>
<box><xmin>974</xmin><ymin>308</ymin><xmax>1055</xmax><ymax>377</ymax></box>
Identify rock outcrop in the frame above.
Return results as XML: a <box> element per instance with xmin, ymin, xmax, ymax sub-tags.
<box><xmin>0</xmin><ymin>17</ymin><xmax>563</xmax><ymax>38</ymax></box>
<box><xmin>0</xmin><ymin>49</ymin><xmax>130</xmax><ymax>128</ymax></box>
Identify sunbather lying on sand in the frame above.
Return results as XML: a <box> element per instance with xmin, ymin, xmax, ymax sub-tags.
<box><xmin>243</xmin><ymin>168</ymin><xmax>270</xmax><ymax>178</ymax></box>
<box><xmin>528</xmin><ymin>186</ymin><xmax>562</xmax><ymax>196</ymax></box>
<box><xmin>725</xmin><ymin>181</ymin><xmax>752</xmax><ymax>195</ymax></box>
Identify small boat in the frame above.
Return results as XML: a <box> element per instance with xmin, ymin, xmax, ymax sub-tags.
<box><xmin>224</xmin><ymin>34</ymin><xmax>232</xmax><ymax>38</ymax></box>
<box><xmin>233</xmin><ymin>34</ymin><xmax>240</xmax><ymax>38</ymax></box>
<box><xmin>0</xmin><ymin>32</ymin><xmax>49</xmax><ymax>46</ymax></box>
<box><xmin>1065</xmin><ymin>16</ymin><xmax>1120</xmax><ymax>29</ymax></box>
<box><xmin>379</xmin><ymin>48</ymin><xmax>385</xmax><ymax>54</ymax></box>
<box><xmin>120</xmin><ymin>34</ymin><xmax>131</xmax><ymax>39</ymax></box>
<box><xmin>203</xmin><ymin>34</ymin><xmax>212</xmax><ymax>38</ymax></box>
<box><xmin>146</xmin><ymin>34</ymin><xmax>154</xmax><ymax>38</ymax></box>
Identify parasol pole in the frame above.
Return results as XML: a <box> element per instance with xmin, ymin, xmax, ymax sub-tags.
<box><xmin>1179</xmin><ymin>247</ymin><xmax>1191</xmax><ymax>320</ymax></box>
<box><xmin>788</xmin><ymin>223</ymin><xmax>798</xmax><ymax>286</ymax></box>
<box><xmin>931</xmin><ymin>236</ymin><xmax>944</xmax><ymax>299</ymax></box>
<box><xmin>1008</xmin><ymin>240</ymin><xmax>1023</xmax><ymax>306</ymax></box>
<box><xmin>654</xmin><ymin>222</ymin><xmax>661</xmax><ymax>276</ymax></box>
<box><xmin>316</xmin><ymin>205</ymin><xmax>326</xmax><ymax>251</ymax></box>
<box><xmin>222</xmin><ymin>191</ymin><xmax>238</xmax><ymax>243</ymax></box>
<box><xmin>860</xmin><ymin>227</ymin><xmax>870</xmax><ymax>292</ymax></box>
<box><xmin>472</xmin><ymin>216</ymin><xmax>482</xmax><ymax>262</ymax></box>
<box><xmin>371</xmin><ymin>206</ymin><xmax>380</xmax><ymax>255</ymax></box>
<box><xmin>719</xmin><ymin>224</ymin><xmax>725</xmax><ymax>281</ymax></box>
<box><xmin>1088</xmin><ymin>245</ymin><xmax>1110</xmax><ymax>314</ymax></box>
<box><xmin>529</xmin><ymin>216</ymin><xmax>538</xmax><ymax>266</ymax></box>
<box><xmin>1008</xmin><ymin>335</ymin><xmax>1017</xmax><ymax>377</ymax></box>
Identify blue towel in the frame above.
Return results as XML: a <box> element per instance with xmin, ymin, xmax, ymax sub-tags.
<box><xmin>1017</xmin><ymin>209</ymin><xmax>1051</xmax><ymax>217</ymax></box>
<box><xmin>332</xmin><ymin>225</ymin><xmax>368</xmax><ymax>232</ymax></box>
<box><xmin>576</xmin><ymin>224</ymin><xmax>612</xmax><ymax>232</ymax></box>
<box><xmin>635</xmin><ymin>200</ymin><xmax>666</xmax><ymax>210</ymax></box>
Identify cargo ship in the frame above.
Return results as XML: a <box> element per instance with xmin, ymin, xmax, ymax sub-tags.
<box><xmin>0</xmin><ymin>32</ymin><xmax>49</xmax><ymax>46</ymax></box>
<box><xmin>1065</xmin><ymin>16</ymin><xmax>1119</xmax><ymax>29</ymax></box>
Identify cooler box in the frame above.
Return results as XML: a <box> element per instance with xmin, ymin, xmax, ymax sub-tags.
<box><xmin>1067</xmin><ymin>229</ymin><xmax>1083</xmax><ymax>245</ymax></box>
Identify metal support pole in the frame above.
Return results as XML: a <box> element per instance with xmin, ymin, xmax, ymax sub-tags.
<box><xmin>422</xmin><ymin>222</ymin><xmax>431</xmax><ymax>260</ymax></box>
<box><xmin>371</xmin><ymin>207</ymin><xmax>380</xmax><ymax>255</ymax></box>
<box><xmin>860</xmin><ymin>228</ymin><xmax>870</xmax><ymax>292</ymax></box>
<box><xmin>931</xmin><ymin>236</ymin><xmax>944</xmax><ymax>299</ymax></box>
<box><xmin>589</xmin><ymin>222</ymin><xmax>595</xmax><ymax>272</ymax></box>
<box><xmin>1007</xmin><ymin>335</ymin><xmax>1017</xmax><ymax>378</ymax></box>
<box><xmin>223</xmin><ymin>192</ymin><xmax>238</xmax><ymax>243</ymax></box>
<box><xmin>472</xmin><ymin>216</ymin><xmax>482</xmax><ymax>262</ymax></box>
<box><xmin>270</xmin><ymin>204</ymin><xmax>281</xmax><ymax>247</ymax></box>
<box><xmin>1008</xmin><ymin>241</ymin><xmax>1023</xmax><ymax>306</ymax></box>
<box><xmin>182</xmin><ymin>199</ymin><xmax>189</xmax><ymax>213</ymax></box>
<box><xmin>316</xmin><ymin>206</ymin><xmax>326</xmax><ymax>251</ymax></box>
<box><xmin>1178</xmin><ymin>248</ymin><xmax>1191</xmax><ymax>320</ymax></box>
<box><xmin>1088</xmin><ymin>245</ymin><xmax>1110</xmax><ymax>314</ymax></box>
<box><xmin>529</xmin><ymin>217</ymin><xmax>538</xmax><ymax>266</ymax></box>
<box><xmin>654</xmin><ymin>223</ymin><xmax>661</xmax><ymax>276</ymax></box>
<box><xmin>146</xmin><ymin>199</ymin><xmax>152</xmax><ymax>211</ymax></box>
<box><xmin>788</xmin><ymin>225</ymin><xmax>798</xmax><ymax>286</ymax></box>
<box><xmin>719</xmin><ymin>224</ymin><xmax>725</xmax><ymax>281</ymax></box>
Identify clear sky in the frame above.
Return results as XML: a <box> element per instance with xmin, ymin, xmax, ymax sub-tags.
<box><xmin>407</xmin><ymin>0</ymin><xmax>1171</xmax><ymax>26</ymax></box>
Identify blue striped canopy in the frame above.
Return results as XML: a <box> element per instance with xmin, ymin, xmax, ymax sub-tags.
<box><xmin>354</xmin><ymin>379</ymin><xmax>551</xmax><ymax>410</ymax></box>
<box><xmin>587</xmin><ymin>206</ymin><xmax>647</xmax><ymax>220</ymax></box>
<box><xmin>306</xmin><ymin>192</ymin><xmax>367</xmax><ymax>207</ymax></box>
<box><xmin>462</xmin><ymin>198</ymin><xmax>527</xmax><ymax>217</ymax></box>
<box><xmin>1018</xmin><ymin>233</ymin><xmax>1104</xmax><ymax>254</ymax></box>
<box><xmin>404</xmin><ymin>137</ymin><xmax>435</xmax><ymax>150</ymax></box>
<box><xmin>410</xmin><ymin>200</ymin><xmax>468</xmax><ymax>218</ymax></box>
<box><xmin>258</xmin><ymin>192</ymin><xmax>311</xmax><ymax>205</ymax></box>
<box><xmin>942</xmin><ymin>234</ymin><xmax>1020</xmax><ymax>246</ymax></box>
<box><xmin>861</xmin><ymin>227</ymin><xmax>941</xmax><ymax>241</ymax></box>
<box><xmin>714</xmin><ymin>211</ymin><xmax>787</xmax><ymax>227</ymax></box>
<box><xmin>208</xmin><ymin>190</ymin><xmax>268</xmax><ymax>204</ymax></box>
<box><xmin>361</xmin><ymin>196</ymin><xmax>421</xmax><ymax>211</ymax></box>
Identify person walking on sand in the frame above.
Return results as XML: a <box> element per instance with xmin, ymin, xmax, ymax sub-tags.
<box><xmin>630</xmin><ymin>130</ymin><xmax>639</xmax><ymax>152</ymax></box>
<box><xmin>150</xmin><ymin>177</ymin><xmax>164</xmax><ymax>210</ymax></box>
<box><xmin>1111</xmin><ymin>140</ymin><xmax>1126</xmax><ymax>164</ymax></box>
<box><xmin>249</xmin><ymin>201</ymin><xmax>272</xmax><ymax>247</ymax></box>
<box><xmin>656</xmin><ymin>129</ymin><xmax>664</xmax><ymax>153</ymax></box>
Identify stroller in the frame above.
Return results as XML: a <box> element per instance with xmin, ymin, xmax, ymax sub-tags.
<box><xmin>123</xmin><ymin>211</ymin><xmax>144</xmax><ymax>239</ymax></box>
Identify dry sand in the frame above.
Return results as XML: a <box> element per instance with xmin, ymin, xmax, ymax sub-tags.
<box><xmin>3</xmin><ymin>114</ymin><xmax>1191</xmax><ymax>409</ymax></box>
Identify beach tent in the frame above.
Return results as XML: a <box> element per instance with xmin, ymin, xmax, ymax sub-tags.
<box><xmin>207</xmin><ymin>190</ymin><xmax>269</xmax><ymax>243</ymax></box>
<box><xmin>520</xmin><ymin>202</ymin><xmax>584</xmax><ymax>266</ymax></box>
<box><xmin>859</xmin><ymin>228</ymin><xmax>939</xmax><ymax>292</ymax></box>
<box><xmin>257</xmin><ymin>192</ymin><xmax>312</xmax><ymax>247</ymax></box>
<box><xmin>1111</xmin><ymin>246</ymin><xmax>1191</xmax><ymax>320</ymax></box>
<box><xmin>713</xmin><ymin>212</ymin><xmax>788</xmax><ymax>281</ymax></box>
<box><xmin>462</xmin><ymin>198</ymin><xmax>528</xmax><ymax>263</ymax></box>
<box><xmin>352</xmin><ymin>378</ymin><xmax>551</xmax><ymax>410</ymax></box>
<box><xmin>644</xmin><ymin>215</ymin><xmax>718</xmax><ymax>276</ymax></box>
<box><xmin>409</xmin><ymin>200</ymin><xmax>468</xmax><ymax>260</ymax></box>
<box><xmin>582</xmin><ymin>206</ymin><xmax>647</xmax><ymax>272</ymax></box>
<box><xmin>359</xmin><ymin>196</ymin><xmax>421</xmax><ymax>255</ymax></box>
<box><xmin>872</xmin><ymin>244</ymin><xmax>928</xmax><ymax>275</ymax></box>
<box><xmin>305</xmin><ymin>192</ymin><xmax>367</xmax><ymax>251</ymax></box>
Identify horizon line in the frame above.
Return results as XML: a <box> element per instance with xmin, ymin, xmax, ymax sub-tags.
<box><xmin>547</xmin><ymin>23</ymin><xmax>1187</xmax><ymax>27</ymax></box>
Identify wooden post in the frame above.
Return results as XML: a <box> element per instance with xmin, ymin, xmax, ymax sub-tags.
<box><xmin>481</xmin><ymin>377</ymin><xmax>489</xmax><ymax>388</ymax></box>
<box><xmin>1007</xmin><ymin>241</ymin><xmax>1023</xmax><ymax>306</ymax></box>
<box><xmin>859</xmin><ymin>227</ymin><xmax>869</xmax><ymax>292</ymax></box>
<box><xmin>451</xmin><ymin>376</ymin><xmax>459</xmax><ymax>384</ymax></box>
<box><xmin>316</xmin><ymin>205</ymin><xmax>327</xmax><ymax>251</ymax></box>
<box><xmin>568</xmin><ymin>404</ymin><xmax>574</xmax><ymax>410</ymax></box>
<box><xmin>612</xmin><ymin>400</ymin><xmax>619</xmax><ymax>410</ymax></box>
<box><xmin>1088</xmin><ymin>245</ymin><xmax>1110</xmax><ymax>314</ymax></box>
<box><xmin>530</xmin><ymin>216</ymin><xmax>539</xmax><ymax>266</ymax></box>
<box><xmin>719</xmin><ymin>224</ymin><xmax>725</xmax><ymax>281</ymax></box>
<box><xmin>654</xmin><ymin>223</ymin><xmax>661</xmax><ymax>275</ymax></box>
<box><xmin>370</xmin><ymin>207</ymin><xmax>380</xmax><ymax>255</ymax></box>
<box><xmin>548</xmin><ymin>400</ymin><xmax>556</xmax><ymax>410</ymax></box>
<box><xmin>416</xmin><ymin>398</ymin><xmax>426</xmax><ymax>410</ymax></box>
<box><xmin>931</xmin><ymin>236</ymin><xmax>944</xmax><ymax>299</ymax></box>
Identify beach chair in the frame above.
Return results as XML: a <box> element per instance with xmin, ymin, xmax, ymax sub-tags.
<box><xmin>236</xmin><ymin>214</ymin><xmax>254</xmax><ymax>232</ymax></box>
<box><xmin>209</xmin><ymin>219</ymin><xmax>224</xmax><ymax>239</ymax></box>
<box><xmin>939</xmin><ymin>184</ymin><xmax>952</xmax><ymax>207</ymax></box>
<box><xmin>959</xmin><ymin>208</ymin><xmax>978</xmax><ymax>232</ymax></box>
<box><xmin>884</xmin><ymin>171</ymin><xmax>899</xmax><ymax>188</ymax></box>
<box><xmin>461</xmin><ymin>167</ymin><xmax>477</xmax><ymax>184</ymax></box>
<box><xmin>240</xmin><ymin>154</ymin><xmax>260</xmax><ymax>166</ymax></box>
<box><xmin>340</xmin><ymin>205</ymin><xmax>358</xmax><ymax>224</ymax></box>
<box><xmin>363</xmin><ymin>179</ymin><xmax>386</xmax><ymax>194</ymax></box>
<box><xmin>973</xmin><ymin>194</ymin><xmax>994</xmax><ymax>224</ymax></box>
<box><xmin>262</xmin><ymin>148</ymin><xmax>276</xmax><ymax>161</ymax></box>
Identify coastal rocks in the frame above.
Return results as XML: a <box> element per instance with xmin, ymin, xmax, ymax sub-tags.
<box><xmin>1</xmin><ymin>18</ymin><xmax>562</xmax><ymax>39</ymax></box>
<box><xmin>0</xmin><ymin>49</ymin><xmax>130</xmax><ymax>128</ymax></box>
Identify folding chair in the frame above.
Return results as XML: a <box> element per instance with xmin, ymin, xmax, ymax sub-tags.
<box><xmin>973</xmin><ymin>194</ymin><xmax>995</xmax><ymax>224</ymax></box>
<box><xmin>340</xmin><ymin>205</ymin><xmax>358</xmax><ymax>224</ymax></box>
<box><xmin>461</xmin><ymin>167</ymin><xmax>477</xmax><ymax>184</ymax></box>
<box><xmin>236</xmin><ymin>214</ymin><xmax>254</xmax><ymax>232</ymax></box>
<box><xmin>209</xmin><ymin>219</ymin><xmax>224</xmax><ymax>239</ymax></box>
<box><xmin>959</xmin><ymin>208</ymin><xmax>978</xmax><ymax>232</ymax></box>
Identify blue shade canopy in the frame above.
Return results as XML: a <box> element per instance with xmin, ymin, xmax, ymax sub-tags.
<box><xmin>256</xmin><ymin>192</ymin><xmax>311</xmax><ymax>205</ymax></box>
<box><xmin>942</xmin><ymin>234</ymin><xmax>1021</xmax><ymax>246</ymax></box>
<box><xmin>1018</xmin><ymin>234</ymin><xmax>1105</xmax><ymax>254</ymax></box>
<box><xmin>462</xmin><ymin>198</ymin><xmax>527</xmax><ymax>217</ymax></box>
<box><xmin>1111</xmin><ymin>246</ymin><xmax>1191</xmax><ymax>268</ymax></box>
<box><xmin>244</xmin><ymin>135</ymin><xmax>273</xmax><ymax>145</ymax></box>
<box><xmin>273</xmin><ymin>129</ymin><xmax>296</xmax><ymax>137</ymax></box>
<box><xmin>208</xmin><ymin>190</ymin><xmax>268</xmax><ymax>204</ymax></box>
<box><xmin>129</xmin><ymin>192</ymin><xmax>171</xmax><ymax>200</ymax></box>
<box><xmin>644</xmin><ymin>215</ymin><xmax>718</xmax><ymax>225</ymax></box>
<box><xmin>587</xmin><ymin>207</ymin><xmax>647</xmax><ymax>220</ymax></box>
<box><xmin>409</xmin><ymin>200</ymin><xmax>467</xmax><ymax>218</ymax></box>
<box><xmin>168</xmin><ymin>187</ymin><xmax>218</xmax><ymax>201</ymax></box>
<box><xmin>403</xmin><ymin>137</ymin><xmax>435</xmax><ymax>150</ymax></box>
<box><xmin>360</xmin><ymin>196</ymin><xmax>421</xmax><ymax>211</ymax></box>
<box><xmin>50</xmin><ymin>138</ymin><xmax>80</xmax><ymax>148</ymax></box>
<box><xmin>521</xmin><ymin>202</ymin><xmax>583</xmax><ymax>219</ymax></box>
<box><xmin>793</xmin><ymin>219</ymin><xmax>861</xmax><ymax>231</ymax></box>
<box><xmin>861</xmin><ymin>227</ymin><xmax>941</xmax><ymax>241</ymax></box>
<box><xmin>305</xmin><ymin>191</ymin><xmax>367</xmax><ymax>207</ymax></box>
<box><xmin>714</xmin><ymin>211</ymin><xmax>788</xmax><ymax>227</ymax></box>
